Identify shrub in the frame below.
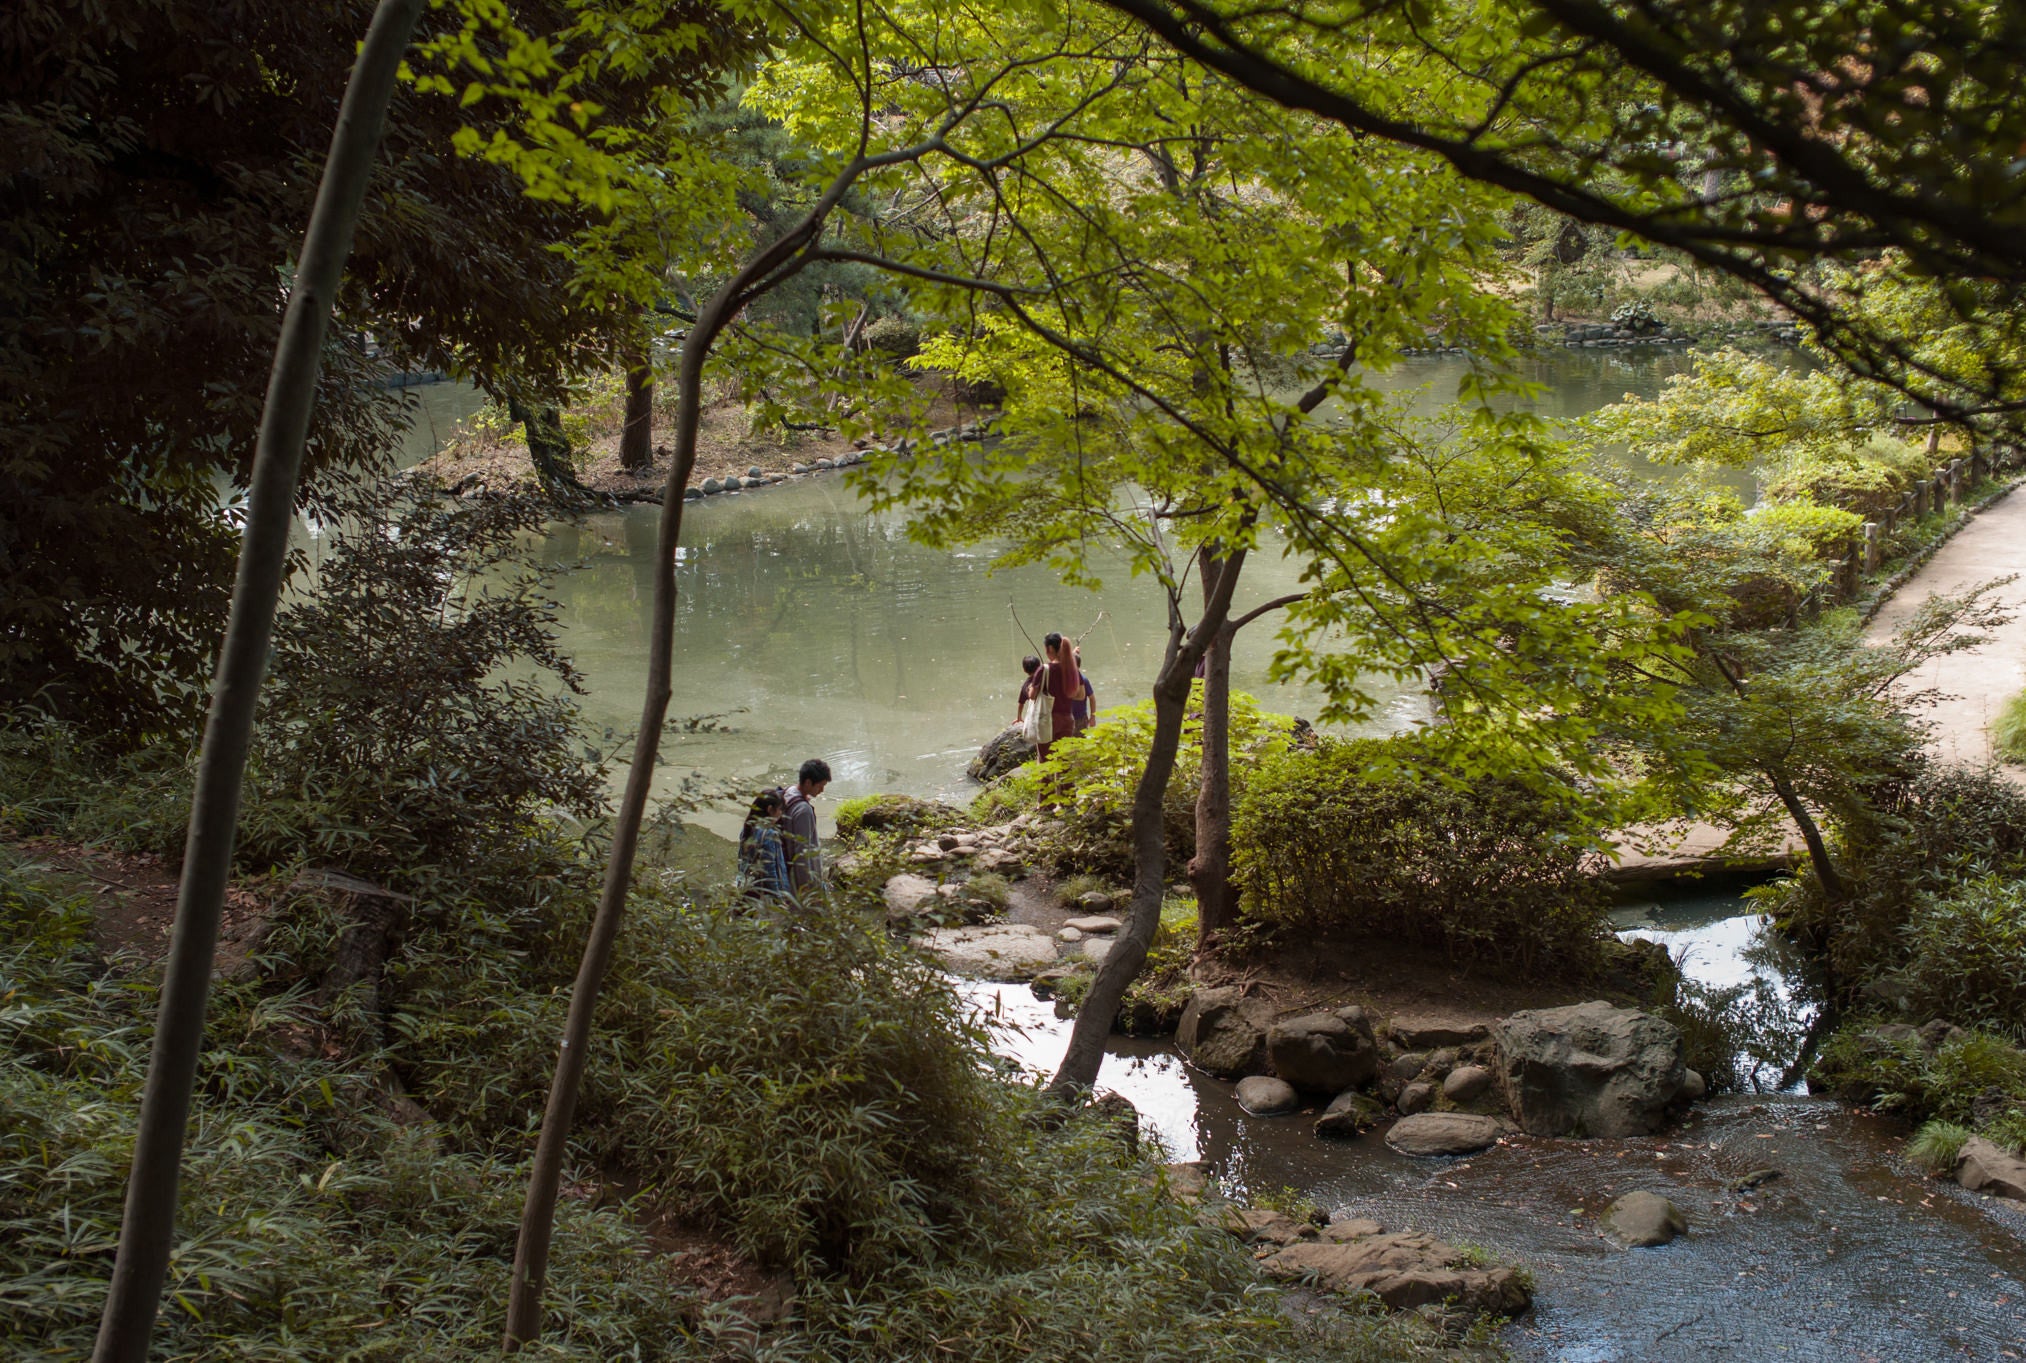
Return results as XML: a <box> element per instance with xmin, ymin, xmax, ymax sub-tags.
<box><xmin>974</xmin><ymin>687</ymin><xmax>1295</xmax><ymax>879</ymax></box>
<box><xmin>1891</xmin><ymin>876</ymin><xmax>2026</xmax><ymax>1040</ymax></box>
<box><xmin>1762</xmin><ymin>437</ymin><xmax>1936</xmax><ymax>521</ymax></box>
<box><xmin>0</xmin><ymin>851</ymin><xmax>1458</xmax><ymax>1363</ymax></box>
<box><xmin>1764</xmin><ymin>762</ymin><xmax>2026</xmax><ymax>1027</ymax></box>
<box><xmin>1231</xmin><ymin>735</ymin><xmax>1612</xmax><ymax>972</ymax></box>
<box><xmin>248</xmin><ymin>476</ymin><xmax>608</xmax><ymax>889</ymax></box>
<box><xmin>1812</xmin><ymin>1024</ymin><xmax>2026</xmax><ymax>1129</ymax></box>
<box><xmin>833</xmin><ymin>792</ymin><xmax>964</xmax><ymax>841</ymax></box>
<box><xmin>864</xmin><ymin>314</ymin><xmax>923</xmax><ymax>361</ymax></box>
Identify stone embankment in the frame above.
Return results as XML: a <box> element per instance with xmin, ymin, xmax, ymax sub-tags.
<box><xmin>682</xmin><ymin>420</ymin><xmax>992</xmax><ymax>502</ymax></box>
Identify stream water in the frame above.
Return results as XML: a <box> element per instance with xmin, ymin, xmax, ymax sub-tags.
<box><xmin>961</xmin><ymin>912</ymin><xmax>2026</xmax><ymax>1362</ymax></box>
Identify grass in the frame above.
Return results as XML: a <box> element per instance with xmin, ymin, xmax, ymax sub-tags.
<box><xmin>1995</xmin><ymin>689</ymin><xmax>2026</xmax><ymax>765</ymax></box>
<box><xmin>1905</xmin><ymin>1120</ymin><xmax>1973</xmax><ymax>1175</ymax></box>
<box><xmin>0</xmin><ymin>832</ymin><xmax>1477</xmax><ymax>1363</ymax></box>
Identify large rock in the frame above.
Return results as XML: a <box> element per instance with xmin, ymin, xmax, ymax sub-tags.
<box><xmin>882</xmin><ymin>873</ymin><xmax>940</xmax><ymax>920</ymax></box>
<box><xmin>1267</xmin><ymin>1011</ymin><xmax>1380</xmax><ymax>1094</ymax></box>
<box><xmin>1315</xmin><ymin>1089</ymin><xmax>1387</xmax><ymax>1138</ymax></box>
<box><xmin>967</xmin><ymin>725</ymin><xmax>1035</xmax><ymax>782</ymax></box>
<box><xmin>1494</xmin><ymin>1000</ymin><xmax>1688</xmax><ymax>1137</ymax></box>
<box><xmin>1956</xmin><ymin>1138</ymin><xmax>2026</xmax><ymax>1201</ymax></box>
<box><xmin>1261</xmin><ymin>1230</ymin><xmax>1530</xmax><ymax>1317</ymax></box>
<box><xmin>1396</xmin><ymin>1081</ymin><xmax>1435</xmax><ymax>1116</ymax></box>
<box><xmin>1603</xmin><ymin>1191</ymin><xmax>1687</xmax><ymax>1247</ymax></box>
<box><xmin>1385</xmin><ymin>1112</ymin><xmax>1503</xmax><ymax>1157</ymax></box>
<box><xmin>919</xmin><ymin>924</ymin><xmax>1056</xmax><ymax>979</ymax></box>
<box><xmin>1236</xmin><ymin>1076</ymin><xmax>1301</xmax><ymax>1116</ymax></box>
<box><xmin>1176</xmin><ymin>986</ymin><xmax>1270</xmax><ymax>1078</ymax></box>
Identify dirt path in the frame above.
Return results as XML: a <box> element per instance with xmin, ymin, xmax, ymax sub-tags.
<box><xmin>1865</xmin><ymin>486</ymin><xmax>2026</xmax><ymax>766</ymax></box>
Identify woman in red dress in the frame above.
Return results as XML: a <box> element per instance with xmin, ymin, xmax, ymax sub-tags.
<box><xmin>1038</xmin><ymin>631</ymin><xmax>1083</xmax><ymax>760</ymax></box>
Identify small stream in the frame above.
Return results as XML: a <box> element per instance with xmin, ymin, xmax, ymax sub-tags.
<box><xmin>960</xmin><ymin>909</ymin><xmax>2026</xmax><ymax>1361</ymax></box>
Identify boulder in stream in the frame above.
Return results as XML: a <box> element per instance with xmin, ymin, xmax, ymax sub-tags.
<box><xmin>1315</xmin><ymin>1089</ymin><xmax>1387</xmax><ymax>1138</ymax></box>
<box><xmin>1176</xmin><ymin>986</ymin><xmax>1270</xmax><ymax>1078</ymax></box>
<box><xmin>1384</xmin><ymin>1112</ymin><xmax>1503</xmax><ymax>1156</ymax></box>
<box><xmin>1955</xmin><ymin>1138</ymin><xmax>2026</xmax><ymax>1201</ymax></box>
<box><xmin>1603</xmin><ymin>1191</ymin><xmax>1687</xmax><ymax>1247</ymax></box>
<box><xmin>1494</xmin><ymin>1000</ymin><xmax>1688</xmax><ymax>1137</ymax></box>
<box><xmin>1397</xmin><ymin>1081</ymin><xmax>1435</xmax><ymax>1115</ymax></box>
<box><xmin>968</xmin><ymin>725</ymin><xmax>1036</xmax><ymax>782</ymax></box>
<box><xmin>1236</xmin><ymin>1076</ymin><xmax>1302</xmax><ymax>1116</ymax></box>
<box><xmin>1267</xmin><ymin>1011</ymin><xmax>1380</xmax><ymax>1094</ymax></box>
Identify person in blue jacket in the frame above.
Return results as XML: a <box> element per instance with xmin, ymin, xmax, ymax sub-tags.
<box><xmin>737</xmin><ymin>790</ymin><xmax>792</xmax><ymax>901</ymax></box>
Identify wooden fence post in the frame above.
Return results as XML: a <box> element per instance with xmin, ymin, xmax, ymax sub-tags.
<box><xmin>1862</xmin><ymin>522</ymin><xmax>1881</xmax><ymax>575</ymax></box>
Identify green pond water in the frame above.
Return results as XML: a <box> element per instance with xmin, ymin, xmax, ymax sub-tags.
<box><xmin>459</xmin><ymin>347</ymin><xmax>1719</xmax><ymax>842</ymax></box>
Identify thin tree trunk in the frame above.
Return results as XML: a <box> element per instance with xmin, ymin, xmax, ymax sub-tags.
<box><xmin>1189</xmin><ymin>550</ymin><xmax>1239</xmax><ymax>936</ymax></box>
<box><xmin>501</xmin><ymin>138</ymin><xmax>904</xmax><ymax>1348</ymax></box>
<box><xmin>1051</xmin><ymin>549</ymin><xmax>1248</xmax><ymax>1097</ymax></box>
<box><xmin>89</xmin><ymin>3</ymin><xmax>422</xmax><ymax>1359</ymax></box>
<box><xmin>1767</xmin><ymin>769</ymin><xmax>1845</xmax><ymax>903</ymax></box>
<box><xmin>618</xmin><ymin>326</ymin><xmax>654</xmax><ymax>472</ymax></box>
<box><xmin>501</xmin><ymin>276</ymin><xmax>715</xmax><ymax>1353</ymax></box>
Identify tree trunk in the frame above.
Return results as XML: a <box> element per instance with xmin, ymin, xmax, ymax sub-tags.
<box><xmin>1767</xmin><ymin>770</ymin><xmax>1845</xmax><ymax>903</ymax></box>
<box><xmin>510</xmin><ymin>398</ymin><xmax>593</xmax><ymax>501</ymax></box>
<box><xmin>89</xmin><ymin>4</ymin><xmax>423</xmax><ymax>1360</ymax></box>
<box><xmin>618</xmin><ymin>327</ymin><xmax>654</xmax><ymax>472</ymax></box>
<box><xmin>1189</xmin><ymin>550</ymin><xmax>1239</xmax><ymax>936</ymax></box>
<box><xmin>502</xmin><ymin>281</ymin><xmax>715</xmax><ymax>1353</ymax></box>
<box><xmin>1051</xmin><ymin>549</ymin><xmax>1248</xmax><ymax>1098</ymax></box>
<box><xmin>500</xmin><ymin>140</ymin><xmax>888</xmax><ymax>1348</ymax></box>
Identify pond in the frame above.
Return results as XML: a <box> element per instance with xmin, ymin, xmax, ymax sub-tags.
<box><xmin>492</xmin><ymin>348</ymin><xmax>1715</xmax><ymax>842</ymax></box>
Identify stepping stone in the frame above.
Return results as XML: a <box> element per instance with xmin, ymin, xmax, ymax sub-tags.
<box><xmin>1384</xmin><ymin>1112</ymin><xmax>1503</xmax><ymax>1157</ymax></box>
<box><xmin>1064</xmin><ymin>915</ymin><xmax>1122</xmax><ymax>934</ymax></box>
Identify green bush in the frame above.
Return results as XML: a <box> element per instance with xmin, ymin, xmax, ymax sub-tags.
<box><xmin>864</xmin><ymin>314</ymin><xmax>923</xmax><ymax>361</ymax></box>
<box><xmin>1231</xmin><ymin>735</ymin><xmax>1611</xmax><ymax>972</ymax></box>
<box><xmin>1764</xmin><ymin>762</ymin><xmax>2026</xmax><ymax>1032</ymax></box>
<box><xmin>1812</xmin><ymin>1023</ymin><xmax>2026</xmax><ymax>1132</ymax></box>
<box><xmin>1762</xmin><ymin>437</ymin><xmax>1935</xmax><ymax>521</ymax></box>
<box><xmin>973</xmin><ymin>687</ymin><xmax>1295</xmax><ymax>879</ymax></box>
<box><xmin>834</xmin><ymin>792</ymin><xmax>965</xmax><ymax>841</ymax></box>
<box><xmin>1891</xmin><ymin>876</ymin><xmax>2026</xmax><ymax>1040</ymax></box>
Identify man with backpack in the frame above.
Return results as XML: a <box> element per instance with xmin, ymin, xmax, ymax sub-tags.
<box><xmin>779</xmin><ymin>758</ymin><xmax>831</xmax><ymax>898</ymax></box>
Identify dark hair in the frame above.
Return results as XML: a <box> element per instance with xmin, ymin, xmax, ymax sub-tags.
<box><xmin>740</xmin><ymin>790</ymin><xmax>784</xmax><ymax>849</ymax></box>
<box><xmin>1044</xmin><ymin>631</ymin><xmax>1065</xmax><ymax>655</ymax></box>
<box><xmin>799</xmin><ymin>758</ymin><xmax>832</xmax><ymax>784</ymax></box>
<box><xmin>1021</xmin><ymin>654</ymin><xmax>1040</xmax><ymax>675</ymax></box>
